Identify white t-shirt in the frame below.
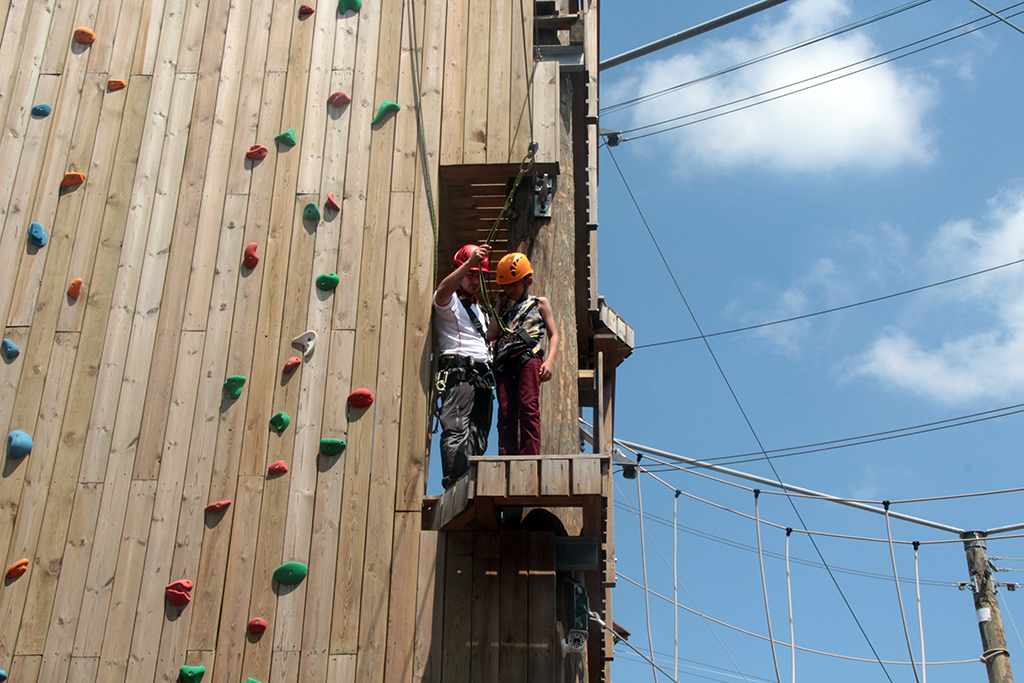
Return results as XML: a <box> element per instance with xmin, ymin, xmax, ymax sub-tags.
<box><xmin>434</xmin><ymin>292</ymin><xmax>491</xmax><ymax>363</ymax></box>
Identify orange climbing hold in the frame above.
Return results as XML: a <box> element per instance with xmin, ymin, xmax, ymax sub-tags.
<box><xmin>325</xmin><ymin>193</ymin><xmax>341</xmax><ymax>211</ymax></box>
<box><xmin>283</xmin><ymin>357</ymin><xmax>301</xmax><ymax>374</ymax></box>
<box><xmin>5</xmin><ymin>559</ymin><xmax>29</xmax><ymax>580</ymax></box>
<box><xmin>67</xmin><ymin>278</ymin><xmax>83</xmax><ymax>300</ymax></box>
<box><xmin>246</xmin><ymin>144</ymin><xmax>268</xmax><ymax>160</ymax></box>
<box><xmin>108</xmin><ymin>79</ymin><xmax>127</xmax><ymax>91</ymax></box>
<box><xmin>73</xmin><ymin>27</ymin><xmax>96</xmax><ymax>44</ymax></box>
<box><xmin>244</xmin><ymin>242</ymin><xmax>259</xmax><ymax>269</ymax></box>
<box><xmin>61</xmin><ymin>172</ymin><xmax>86</xmax><ymax>188</ymax></box>
<box><xmin>165</xmin><ymin>579</ymin><xmax>194</xmax><ymax>606</ymax></box>
<box><xmin>348</xmin><ymin>388</ymin><xmax>374</xmax><ymax>408</ymax></box>
<box><xmin>327</xmin><ymin>91</ymin><xmax>351</xmax><ymax>107</ymax></box>
<box><xmin>268</xmin><ymin>461</ymin><xmax>288</xmax><ymax>476</ymax></box>
<box><xmin>205</xmin><ymin>500</ymin><xmax>231</xmax><ymax>513</ymax></box>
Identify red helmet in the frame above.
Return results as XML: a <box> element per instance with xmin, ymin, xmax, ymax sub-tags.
<box><xmin>453</xmin><ymin>244</ymin><xmax>489</xmax><ymax>273</ymax></box>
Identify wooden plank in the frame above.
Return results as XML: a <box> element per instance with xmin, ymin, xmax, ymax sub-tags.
<box><xmin>440</xmin><ymin>532</ymin><xmax>473</xmax><ymax>683</ymax></box>
<box><xmin>123</xmin><ymin>330</ymin><xmax>204</xmax><ymax>683</ymax></box>
<box><xmin>462</xmin><ymin>0</ymin><xmax>490</xmax><ymax>163</ymax></box>
<box><xmin>35</xmin><ymin>483</ymin><xmax>103</xmax><ymax>683</ymax></box>
<box><xmin>0</xmin><ymin>0</ymin><xmax>54</xmax><ymax>174</ymax></box>
<box><xmin>541</xmin><ymin>458</ymin><xmax>570</xmax><ymax>496</ymax></box>
<box><xmin>485</xmin><ymin>0</ymin><xmax>510</xmax><ymax>163</ymax></box>
<box><xmin>476</xmin><ymin>461</ymin><xmax>506</xmax><ymax>497</ymax></box>
<box><xmin>329</xmin><ymin>654</ymin><xmax>357</xmax><ymax>683</ymax></box>
<box><xmin>413</xmin><ymin>530</ymin><xmax>444</xmax><ymax>683</ymax></box>
<box><xmin>0</xmin><ymin>327</ymin><xmax>30</xmax><ymax>451</ymax></box>
<box><xmin>0</xmin><ymin>2</ymin><xmax>32</xmax><ymax>127</ymax></box>
<box><xmin>388</xmin><ymin>0</ymin><xmax>422</xmax><ymax>195</ymax></box>
<box><xmin>508</xmin><ymin>0</ymin><xmax>534</xmax><ymax>159</ymax></box>
<box><xmin>531</xmin><ymin>60</ymin><xmax>559</xmax><ymax>166</ymax></box>
<box><xmin>527</xmin><ymin>532</ymin><xmax>557</xmax><ymax>680</ymax></box>
<box><xmin>469</xmin><ymin>532</ymin><xmax>500</xmax><ymax>682</ymax></box>
<box><xmin>295</xmin><ymin>0</ymin><xmax>335</xmax><ymax>195</ymax></box>
<box><xmin>572</xmin><ymin>457</ymin><xmax>601</xmax><ymax>495</ymax></box>
<box><xmin>584</xmin><ymin>0</ymin><xmax>598</xmax><ymax>121</ymax></box>
<box><xmin>382</xmin><ymin>512</ymin><xmax>421</xmax><ymax>683</ymax></box>
<box><xmin>67</xmin><ymin>656</ymin><xmax>98</xmax><ymax>682</ymax></box>
<box><xmin>264</xmin><ymin>0</ymin><xmax>296</xmax><ymax>73</ymax></box>
<box><xmin>12</xmin><ymin>654</ymin><xmax>42</xmax><ymax>683</ymax></box>
<box><xmin>130</xmin><ymin>0</ymin><xmax>169</xmax><ymax>75</ymax></box>
<box><xmin>508</xmin><ymin>459</ymin><xmax>538</xmax><ymax>497</ymax></box>
<box><xmin>438</xmin><ymin>0</ymin><xmax>468</xmax><ymax>166</ymax></box>
<box><xmin>175</xmin><ymin>0</ymin><xmax>213</xmax><ymax>73</ymax></box>
<box><xmin>498</xmin><ymin>531</ymin><xmax>528</xmax><ymax>681</ymax></box>
<box><xmin>271</xmin><ymin>650</ymin><xmax>301</xmax><ymax>683</ymax></box>
<box><xmin>84</xmin><ymin>0</ymin><xmax>124</xmax><ymax>73</ymax></box>
<box><xmin>39</xmin><ymin>0</ymin><xmax>84</xmax><ymax>74</ymax></box>
<box><xmin>105</xmin><ymin>0</ymin><xmax>147</xmax><ymax>78</ymax></box>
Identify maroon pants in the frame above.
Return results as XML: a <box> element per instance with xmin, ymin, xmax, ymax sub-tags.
<box><xmin>496</xmin><ymin>356</ymin><xmax>542</xmax><ymax>455</ymax></box>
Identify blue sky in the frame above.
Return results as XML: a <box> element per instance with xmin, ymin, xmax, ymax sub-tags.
<box><xmin>597</xmin><ymin>1</ymin><xmax>1024</xmax><ymax>681</ymax></box>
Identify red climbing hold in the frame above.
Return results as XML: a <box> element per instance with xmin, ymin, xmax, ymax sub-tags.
<box><xmin>283</xmin><ymin>357</ymin><xmax>301</xmax><ymax>374</ymax></box>
<box><xmin>205</xmin><ymin>500</ymin><xmax>232</xmax><ymax>513</ymax></box>
<box><xmin>6</xmin><ymin>559</ymin><xmax>29</xmax><ymax>580</ymax></box>
<box><xmin>268</xmin><ymin>461</ymin><xmax>288</xmax><ymax>476</ymax></box>
<box><xmin>67</xmin><ymin>278</ymin><xmax>83</xmax><ymax>300</ymax></box>
<box><xmin>246</xmin><ymin>144</ymin><xmax>268</xmax><ymax>160</ymax></box>
<box><xmin>299</xmin><ymin>4</ymin><xmax>315</xmax><ymax>15</ymax></box>
<box><xmin>73</xmin><ymin>27</ymin><xmax>96</xmax><ymax>44</ymax></box>
<box><xmin>108</xmin><ymin>79</ymin><xmax>127</xmax><ymax>91</ymax></box>
<box><xmin>244</xmin><ymin>242</ymin><xmax>259</xmax><ymax>269</ymax></box>
<box><xmin>348</xmin><ymin>388</ymin><xmax>374</xmax><ymax>408</ymax></box>
<box><xmin>61</xmin><ymin>172</ymin><xmax>86</xmax><ymax>188</ymax></box>
<box><xmin>248</xmin><ymin>618</ymin><xmax>267</xmax><ymax>635</ymax></box>
<box><xmin>166</xmin><ymin>579</ymin><xmax>194</xmax><ymax>606</ymax></box>
<box><xmin>327</xmin><ymin>91</ymin><xmax>351</xmax><ymax>107</ymax></box>
<box><xmin>325</xmin><ymin>193</ymin><xmax>341</xmax><ymax>211</ymax></box>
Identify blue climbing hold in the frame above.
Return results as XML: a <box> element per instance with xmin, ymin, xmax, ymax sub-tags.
<box><xmin>0</xmin><ymin>668</ymin><xmax>7</xmax><ymax>681</ymax></box>
<box><xmin>28</xmin><ymin>222</ymin><xmax>48</xmax><ymax>248</ymax></box>
<box><xmin>32</xmin><ymin>104</ymin><xmax>51</xmax><ymax>117</ymax></box>
<box><xmin>1</xmin><ymin>339</ymin><xmax>18</xmax><ymax>360</ymax></box>
<box><xmin>7</xmin><ymin>431</ymin><xmax>32</xmax><ymax>459</ymax></box>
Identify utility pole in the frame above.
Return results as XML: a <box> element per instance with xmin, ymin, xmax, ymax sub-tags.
<box><xmin>962</xmin><ymin>531</ymin><xmax>1014</xmax><ymax>683</ymax></box>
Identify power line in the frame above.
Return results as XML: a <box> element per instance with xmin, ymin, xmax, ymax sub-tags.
<box><xmin>633</xmin><ymin>258</ymin><xmax>1024</xmax><ymax>350</ymax></box>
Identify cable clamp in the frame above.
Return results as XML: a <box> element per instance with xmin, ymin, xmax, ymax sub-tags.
<box><xmin>981</xmin><ymin>648</ymin><xmax>1009</xmax><ymax>663</ymax></box>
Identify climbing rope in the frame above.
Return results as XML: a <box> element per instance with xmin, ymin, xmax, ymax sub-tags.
<box><xmin>754</xmin><ymin>491</ymin><xmax>783</xmax><ymax>683</ymax></box>
<box><xmin>884</xmin><ymin>502</ymin><xmax>921</xmax><ymax>683</ymax></box>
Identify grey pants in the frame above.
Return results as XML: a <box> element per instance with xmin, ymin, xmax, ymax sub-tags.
<box><xmin>438</xmin><ymin>371</ymin><xmax>492</xmax><ymax>489</ymax></box>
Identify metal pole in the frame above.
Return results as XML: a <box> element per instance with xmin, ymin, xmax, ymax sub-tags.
<box><xmin>599</xmin><ymin>0</ymin><xmax>793</xmax><ymax>71</ymax></box>
<box><xmin>962</xmin><ymin>531</ymin><xmax>1014</xmax><ymax>683</ymax></box>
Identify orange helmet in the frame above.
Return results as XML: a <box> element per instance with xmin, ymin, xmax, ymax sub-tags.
<box><xmin>496</xmin><ymin>252</ymin><xmax>533</xmax><ymax>285</ymax></box>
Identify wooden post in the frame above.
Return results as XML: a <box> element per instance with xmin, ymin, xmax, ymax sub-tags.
<box><xmin>962</xmin><ymin>532</ymin><xmax>1014</xmax><ymax>683</ymax></box>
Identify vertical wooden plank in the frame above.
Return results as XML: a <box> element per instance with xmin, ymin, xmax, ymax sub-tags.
<box><xmin>508</xmin><ymin>460</ymin><xmax>538</xmax><ymax>497</ymax></box>
<box><xmin>469</xmin><ymin>532</ymin><xmax>500</xmax><ymax>682</ymax></box>
<box><xmin>295</xmin><ymin>0</ymin><xmax>336</xmax><ymax>195</ymax></box>
<box><xmin>462</xmin><ymin>0</ymin><xmax>490</xmax><ymax>163</ymax></box>
<box><xmin>531</xmin><ymin>60</ymin><xmax>558</xmax><ymax>166</ymax></box>
<box><xmin>485</xmin><ymin>0</ymin><xmax>510</xmax><ymax>163</ymax></box>
<box><xmin>0</xmin><ymin>327</ymin><xmax>30</xmax><ymax>454</ymax></box>
<box><xmin>382</xmin><ymin>512</ymin><xmax>421</xmax><ymax>683</ymax></box>
<box><xmin>12</xmin><ymin>654</ymin><xmax>42</xmax><ymax>683</ymax></box>
<box><xmin>540</xmin><ymin>458</ymin><xmax>569</xmax><ymax>496</ymax></box>
<box><xmin>130</xmin><ymin>0</ymin><xmax>170</xmax><ymax>75</ymax></box>
<box><xmin>39</xmin><ymin>0</ymin><xmax>83</xmax><ymax>74</ymax></box>
<box><xmin>67</xmin><ymin>656</ymin><xmax>99</xmax><ymax>682</ymax></box>
<box><xmin>438</xmin><ymin>0</ymin><xmax>468</xmax><ymax>166</ymax></box>
<box><xmin>413</xmin><ymin>530</ymin><xmax>445</xmax><ymax>683</ymax></box>
<box><xmin>0</xmin><ymin>3</ymin><xmax>32</xmax><ymax>127</ymax></box>
<box><xmin>440</xmin><ymin>533</ymin><xmax>473</xmax><ymax>683</ymax></box>
<box><xmin>508</xmin><ymin>0</ymin><xmax>534</xmax><ymax>160</ymax></box>
<box><xmin>476</xmin><ymin>461</ymin><xmax>506</xmax><ymax>497</ymax></box>
<box><xmin>572</xmin><ymin>457</ymin><xmax>600</xmax><ymax>495</ymax></box>
<box><xmin>527</xmin><ymin>532</ymin><xmax>557</xmax><ymax>680</ymax></box>
<box><xmin>329</xmin><ymin>654</ymin><xmax>357</xmax><ymax>683</ymax></box>
<box><xmin>498</xmin><ymin>531</ymin><xmax>528</xmax><ymax>682</ymax></box>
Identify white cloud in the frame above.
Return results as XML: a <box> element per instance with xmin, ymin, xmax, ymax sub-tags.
<box><xmin>851</xmin><ymin>185</ymin><xmax>1024</xmax><ymax>403</ymax></box>
<box><xmin>607</xmin><ymin>0</ymin><xmax>937</xmax><ymax>173</ymax></box>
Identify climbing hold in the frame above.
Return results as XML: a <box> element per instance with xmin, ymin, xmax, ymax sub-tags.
<box><xmin>327</xmin><ymin>91</ymin><xmax>351</xmax><ymax>108</ymax></box>
<box><xmin>108</xmin><ymin>79</ymin><xmax>127</xmax><ymax>91</ymax></box>
<box><xmin>223</xmin><ymin>375</ymin><xmax>246</xmax><ymax>399</ymax></box>
<box><xmin>179</xmin><ymin>665</ymin><xmax>205</xmax><ymax>683</ymax></box>
<box><xmin>273</xmin><ymin>561</ymin><xmax>308</xmax><ymax>585</ymax></box>
<box><xmin>67</xmin><ymin>278</ymin><xmax>83</xmax><ymax>300</ymax></box>
<box><xmin>73</xmin><ymin>27</ymin><xmax>96</xmax><ymax>44</ymax></box>
<box><xmin>0</xmin><ymin>669</ymin><xmax>7</xmax><ymax>681</ymax></box>
<box><xmin>61</xmin><ymin>171</ymin><xmax>86</xmax><ymax>187</ymax></box>
<box><xmin>325</xmin><ymin>193</ymin><xmax>341</xmax><ymax>211</ymax></box>
<box><xmin>244</xmin><ymin>242</ymin><xmax>259</xmax><ymax>269</ymax></box>
<box><xmin>338</xmin><ymin>0</ymin><xmax>361</xmax><ymax>13</ymax></box>
<box><xmin>204</xmin><ymin>500</ymin><xmax>231</xmax><ymax>514</ymax></box>
<box><xmin>292</xmin><ymin>330</ymin><xmax>317</xmax><ymax>358</ymax></box>
<box><xmin>248</xmin><ymin>617</ymin><xmax>267</xmax><ymax>635</ymax></box>
<box><xmin>283</xmin><ymin>357</ymin><xmax>301</xmax><ymax>374</ymax></box>
<box><xmin>348</xmin><ymin>388</ymin><xmax>374</xmax><ymax>408</ymax></box>
<box><xmin>165</xmin><ymin>579</ymin><xmax>193</xmax><ymax>606</ymax></box>
<box><xmin>31</xmin><ymin>104</ymin><xmax>51</xmax><ymax>117</ymax></box>
<box><xmin>269</xmin><ymin>411</ymin><xmax>291</xmax><ymax>433</ymax></box>
<box><xmin>371</xmin><ymin>100</ymin><xmax>400</xmax><ymax>126</ymax></box>
<box><xmin>299</xmin><ymin>4</ymin><xmax>315</xmax><ymax>15</ymax></box>
<box><xmin>2</xmin><ymin>339</ymin><xmax>19</xmax><ymax>360</ymax></box>
<box><xmin>268</xmin><ymin>461</ymin><xmax>288</xmax><ymax>476</ymax></box>
<box><xmin>275</xmin><ymin>128</ymin><xmax>297</xmax><ymax>147</ymax></box>
<box><xmin>315</xmin><ymin>273</ymin><xmax>339</xmax><ymax>291</ymax></box>
<box><xmin>303</xmin><ymin>202</ymin><xmax>320</xmax><ymax>222</ymax></box>
<box><xmin>28</xmin><ymin>222</ymin><xmax>47</xmax><ymax>247</ymax></box>
<box><xmin>319</xmin><ymin>438</ymin><xmax>346</xmax><ymax>456</ymax></box>
<box><xmin>246</xmin><ymin>144</ymin><xmax>268</xmax><ymax>160</ymax></box>
<box><xmin>7</xmin><ymin>431</ymin><xmax>32</xmax><ymax>459</ymax></box>
<box><xmin>5</xmin><ymin>559</ymin><xmax>29</xmax><ymax>580</ymax></box>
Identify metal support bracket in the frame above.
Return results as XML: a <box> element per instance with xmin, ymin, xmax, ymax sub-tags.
<box><xmin>534</xmin><ymin>173</ymin><xmax>553</xmax><ymax>217</ymax></box>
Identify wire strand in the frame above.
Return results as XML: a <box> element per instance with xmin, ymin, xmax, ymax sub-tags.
<box><xmin>755</xmin><ymin>492</ymin><xmax>783</xmax><ymax>683</ymax></box>
<box><xmin>885</xmin><ymin>505</ymin><xmax>921</xmax><ymax>683</ymax></box>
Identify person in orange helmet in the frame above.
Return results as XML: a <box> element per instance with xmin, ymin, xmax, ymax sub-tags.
<box><xmin>487</xmin><ymin>252</ymin><xmax>559</xmax><ymax>456</ymax></box>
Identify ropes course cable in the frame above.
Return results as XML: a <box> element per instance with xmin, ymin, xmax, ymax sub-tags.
<box><xmin>638</xmin><ymin>473</ymin><xmax>660</xmax><ymax>682</ymax></box>
<box><xmin>754</xmin><ymin>491</ymin><xmax>783</xmax><ymax>683</ymax></box>
<box><xmin>914</xmin><ymin>542</ymin><xmax>928</xmax><ymax>683</ymax></box>
<box><xmin>785</xmin><ymin>529</ymin><xmax>795</xmax><ymax>683</ymax></box>
<box><xmin>884</xmin><ymin>503</ymin><xmax>921</xmax><ymax>683</ymax></box>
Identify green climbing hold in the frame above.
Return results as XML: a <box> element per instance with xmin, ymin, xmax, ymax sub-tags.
<box><xmin>316</xmin><ymin>273</ymin><xmax>339</xmax><ymax>291</ymax></box>
<box><xmin>179</xmin><ymin>665</ymin><xmax>206</xmax><ymax>683</ymax></box>
<box><xmin>371</xmin><ymin>100</ymin><xmax>400</xmax><ymax>126</ymax></box>
<box><xmin>303</xmin><ymin>202</ymin><xmax>320</xmax><ymax>222</ymax></box>
<box><xmin>275</xmin><ymin>128</ymin><xmax>297</xmax><ymax>147</ymax></box>
<box><xmin>269</xmin><ymin>411</ymin><xmax>291</xmax><ymax>433</ymax></box>
<box><xmin>273</xmin><ymin>561</ymin><xmax>308</xmax><ymax>585</ymax></box>
<box><xmin>223</xmin><ymin>375</ymin><xmax>246</xmax><ymax>399</ymax></box>
<box><xmin>320</xmin><ymin>438</ymin><xmax>347</xmax><ymax>456</ymax></box>
<box><xmin>338</xmin><ymin>0</ymin><xmax>361</xmax><ymax>14</ymax></box>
